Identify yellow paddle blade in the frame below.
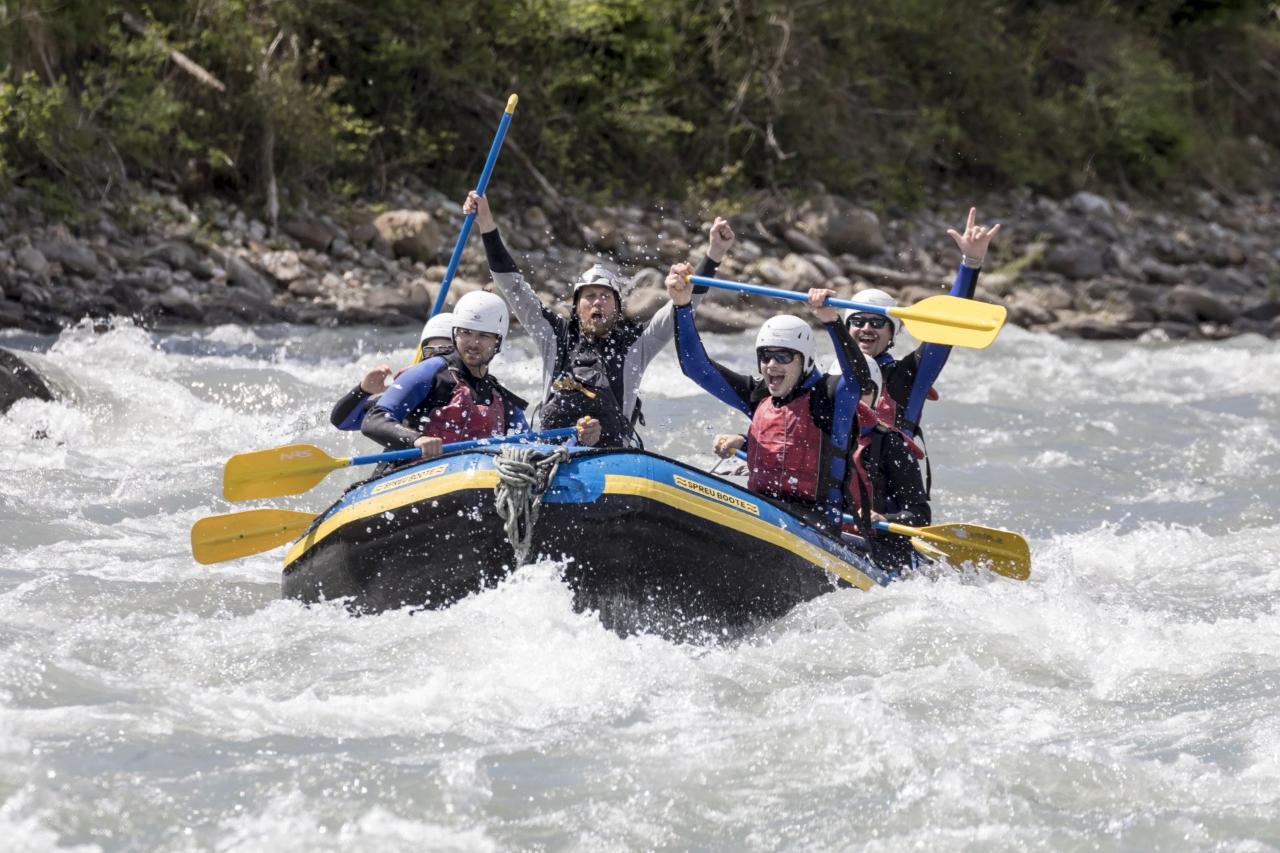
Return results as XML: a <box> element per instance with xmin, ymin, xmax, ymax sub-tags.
<box><xmin>886</xmin><ymin>521</ymin><xmax>1030</xmax><ymax>580</ymax></box>
<box><xmin>890</xmin><ymin>295</ymin><xmax>1007</xmax><ymax>349</ymax></box>
<box><xmin>191</xmin><ymin>509</ymin><xmax>318</xmax><ymax>565</ymax></box>
<box><xmin>222</xmin><ymin>443</ymin><xmax>347</xmax><ymax>502</ymax></box>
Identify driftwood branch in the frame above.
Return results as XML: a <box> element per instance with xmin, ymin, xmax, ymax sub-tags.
<box><xmin>121</xmin><ymin>11</ymin><xmax>226</xmax><ymax>93</ymax></box>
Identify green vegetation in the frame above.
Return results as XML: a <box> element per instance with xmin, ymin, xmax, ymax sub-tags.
<box><xmin>2</xmin><ymin>0</ymin><xmax>1278</xmax><ymax>209</ymax></box>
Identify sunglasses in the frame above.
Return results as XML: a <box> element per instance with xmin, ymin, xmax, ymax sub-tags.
<box><xmin>847</xmin><ymin>315</ymin><xmax>890</xmax><ymax>330</ymax></box>
<box><xmin>757</xmin><ymin>348</ymin><xmax>798</xmax><ymax>365</ymax></box>
<box><xmin>421</xmin><ymin>344</ymin><xmax>453</xmax><ymax>357</ymax></box>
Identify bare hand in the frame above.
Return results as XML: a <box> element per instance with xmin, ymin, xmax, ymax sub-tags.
<box><xmin>464</xmin><ymin>191</ymin><xmax>497</xmax><ymax>233</ymax></box>
<box><xmin>414</xmin><ymin>435</ymin><xmax>444</xmax><ymax>459</ymax></box>
<box><xmin>665</xmin><ymin>262</ymin><xmax>695</xmax><ymax>307</ymax></box>
<box><xmin>707</xmin><ymin>217</ymin><xmax>735</xmax><ymax>262</ymax></box>
<box><xmin>870</xmin><ymin>511</ymin><xmax>887</xmax><ymax>522</ymax></box>
<box><xmin>946</xmin><ymin>207</ymin><xmax>1002</xmax><ymax>264</ymax></box>
<box><xmin>360</xmin><ymin>364</ymin><xmax>392</xmax><ymax>394</ymax></box>
<box><xmin>713</xmin><ymin>433</ymin><xmax>745</xmax><ymax>459</ymax></box>
<box><xmin>576</xmin><ymin>416</ymin><xmax>603</xmax><ymax>447</ymax></box>
<box><xmin>807</xmin><ymin>288</ymin><xmax>839</xmax><ymax>324</ymax></box>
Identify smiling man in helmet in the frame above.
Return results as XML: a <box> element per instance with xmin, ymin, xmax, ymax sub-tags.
<box><xmin>847</xmin><ymin>207</ymin><xmax>1002</xmax><ymax>439</ymax></box>
<box><xmin>664</xmin><ymin>264</ymin><xmax>877</xmax><ymax>532</ymax></box>
<box><xmin>464</xmin><ymin>191</ymin><xmax>733</xmax><ymax>448</ymax></box>
<box><xmin>360</xmin><ymin>291</ymin><xmax>544</xmax><ymax>459</ymax></box>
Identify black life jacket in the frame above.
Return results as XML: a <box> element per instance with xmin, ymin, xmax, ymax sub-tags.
<box><xmin>540</xmin><ymin>331</ymin><xmax>640</xmax><ymax>448</ymax></box>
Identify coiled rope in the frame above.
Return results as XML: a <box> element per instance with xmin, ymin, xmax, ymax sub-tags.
<box><xmin>493</xmin><ymin>444</ymin><xmax>569</xmax><ymax>566</ymax></box>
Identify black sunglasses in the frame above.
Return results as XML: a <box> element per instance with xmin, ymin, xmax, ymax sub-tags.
<box><xmin>847</xmin><ymin>315</ymin><xmax>890</xmax><ymax>330</ymax></box>
<box><xmin>757</xmin><ymin>348</ymin><xmax>798</xmax><ymax>365</ymax></box>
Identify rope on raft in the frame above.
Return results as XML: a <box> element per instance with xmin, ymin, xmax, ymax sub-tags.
<box><xmin>493</xmin><ymin>443</ymin><xmax>569</xmax><ymax>566</ymax></box>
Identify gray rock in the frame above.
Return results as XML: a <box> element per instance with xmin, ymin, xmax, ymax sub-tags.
<box><xmin>288</xmin><ymin>277</ymin><xmax>326</xmax><ymax>298</ymax></box>
<box><xmin>1167</xmin><ymin>285</ymin><xmax>1236</xmax><ymax>324</ymax></box>
<box><xmin>752</xmin><ymin>257</ymin><xmax>789</xmax><ymax>287</ymax></box>
<box><xmin>258</xmin><ymin>250</ymin><xmax>305</xmax><ymax>283</ymax></box>
<box><xmin>220</xmin><ymin>253</ymin><xmax>275</xmax><ymax>300</ymax></box>
<box><xmin>0</xmin><ymin>347</ymin><xmax>55</xmax><ymax>412</ymax></box>
<box><xmin>1140</xmin><ymin>257</ymin><xmax>1184</xmax><ymax>285</ymax></box>
<box><xmin>15</xmin><ymin>281</ymin><xmax>51</xmax><ymax>307</ymax></box>
<box><xmin>34</xmin><ymin>239</ymin><xmax>102</xmax><ymax>278</ymax></box>
<box><xmin>657</xmin><ymin>236</ymin><xmax>690</xmax><ymax>263</ymax></box>
<box><xmin>795</xmin><ymin>195</ymin><xmax>884</xmax><ymax>257</ymax></box>
<box><xmin>623</xmin><ymin>288</ymin><xmax>668</xmax><ymax>324</ymax></box>
<box><xmin>144</xmin><ymin>241</ymin><xmax>202</xmax><ymax>273</ymax></box>
<box><xmin>1044</xmin><ymin>245</ymin><xmax>1104</xmax><ymax>280</ymax></box>
<box><xmin>807</xmin><ymin>253</ymin><xmax>843</xmax><ymax>280</ymax></box>
<box><xmin>0</xmin><ymin>300</ymin><xmax>25</xmax><ymax>329</ymax></box>
<box><xmin>1070</xmin><ymin>191</ymin><xmax>1114</xmax><ymax>218</ymax></box>
<box><xmin>15</xmin><ymin>246</ymin><xmax>48</xmax><ymax>277</ymax></box>
<box><xmin>1240</xmin><ymin>301</ymin><xmax>1280</xmax><ymax>323</ymax></box>
<box><xmin>629</xmin><ymin>267</ymin><xmax>665</xmax><ymax>293</ymax></box>
<box><xmin>782</xmin><ymin>227</ymin><xmax>828</xmax><ymax>256</ymax></box>
<box><xmin>780</xmin><ymin>253</ymin><xmax>824</xmax><ymax>289</ymax></box>
<box><xmin>524</xmin><ymin>207</ymin><xmax>550</xmax><ymax>230</ymax></box>
<box><xmin>282</xmin><ymin>218</ymin><xmax>337</xmax><ymax>252</ymax></box>
<box><xmin>373</xmin><ymin>210</ymin><xmax>443</xmax><ymax>263</ymax></box>
<box><xmin>158</xmin><ymin>285</ymin><xmax>204</xmax><ymax>321</ymax></box>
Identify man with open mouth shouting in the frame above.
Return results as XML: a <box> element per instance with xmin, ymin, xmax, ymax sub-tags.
<box><xmin>465</xmin><ymin>191</ymin><xmax>734</xmax><ymax>448</ymax></box>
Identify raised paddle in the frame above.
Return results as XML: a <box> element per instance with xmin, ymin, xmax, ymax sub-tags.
<box><xmin>191</xmin><ymin>508</ymin><xmax>317</xmax><ymax>565</ymax></box>
<box><xmin>223</xmin><ymin>427</ymin><xmax>577</xmax><ymax>502</ymax></box>
<box><xmin>687</xmin><ymin>274</ymin><xmax>1006</xmax><ymax>349</ymax></box>
<box><xmin>416</xmin><ymin>93</ymin><xmax>518</xmax><ymax>362</ymax></box>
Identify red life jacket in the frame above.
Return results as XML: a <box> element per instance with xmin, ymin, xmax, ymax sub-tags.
<box><xmin>747</xmin><ymin>392</ymin><xmax>822</xmax><ymax>502</ymax></box>
<box><xmin>846</xmin><ymin>403</ymin><xmax>926</xmax><ymax>531</ymax></box>
<box><xmin>419</xmin><ymin>369</ymin><xmax>507</xmax><ymax>444</ymax></box>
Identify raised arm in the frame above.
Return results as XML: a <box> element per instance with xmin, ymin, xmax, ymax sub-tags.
<box><xmin>466</xmin><ymin>192</ymin><xmax>565</xmax><ymax>354</ymax></box>
<box><xmin>361</xmin><ymin>357</ymin><xmax>448</xmax><ymax>449</ymax></box>
<box><xmin>666</xmin><ymin>263</ymin><xmax>755</xmax><ymax>417</ymax></box>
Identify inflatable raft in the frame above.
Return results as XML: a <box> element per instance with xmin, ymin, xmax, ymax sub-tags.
<box><xmin>282</xmin><ymin>446</ymin><xmax>890</xmax><ymax>637</ymax></box>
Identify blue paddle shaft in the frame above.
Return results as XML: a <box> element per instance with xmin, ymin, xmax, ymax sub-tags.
<box><xmin>688</xmin><ymin>275</ymin><xmax>890</xmax><ymax>318</ymax></box>
<box><xmin>430</xmin><ymin>102</ymin><xmax>516</xmax><ymax>318</ymax></box>
<box><xmin>348</xmin><ymin>427</ymin><xmax>576</xmax><ymax>467</ymax></box>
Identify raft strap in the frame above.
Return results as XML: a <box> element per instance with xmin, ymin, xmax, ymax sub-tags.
<box><xmin>493</xmin><ymin>444</ymin><xmax>570</xmax><ymax>566</ymax></box>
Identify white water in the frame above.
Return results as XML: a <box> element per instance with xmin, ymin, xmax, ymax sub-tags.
<box><xmin>1</xmin><ymin>321</ymin><xmax>1278</xmax><ymax>851</ymax></box>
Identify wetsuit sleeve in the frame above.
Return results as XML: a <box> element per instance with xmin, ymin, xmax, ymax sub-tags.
<box><xmin>826</xmin><ymin>320</ymin><xmax>874</xmax><ymax>396</ymax></box>
<box><xmin>482</xmin><ymin>227</ymin><xmax>566</xmax><ymax>364</ymax></box>
<box><xmin>361</xmin><ymin>358</ymin><xmax>448</xmax><ymax>449</ymax></box>
<box><xmin>330</xmin><ymin>386</ymin><xmax>370</xmax><ymax>430</ymax></box>
<box><xmin>881</xmin><ymin>433</ymin><xmax>931</xmax><ymax>526</ymax></box>
<box><xmin>632</xmin><ymin>255</ymin><xmax>715</xmax><ymax>372</ymax></box>
<box><xmin>672</xmin><ymin>303</ymin><xmax>756</xmax><ymax>417</ymax></box>
<box><xmin>904</xmin><ymin>261</ymin><xmax>982</xmax><ymax>429</ymax></box>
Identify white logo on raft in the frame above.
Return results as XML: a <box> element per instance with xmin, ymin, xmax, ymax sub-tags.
<box><xmin>672</xmin><ymin>475</ymin><xmax>760</xmax><ymax>516</ymax></box>
<box><xmin>370</xmin><ymin>464</ymin><xmax>449</xmax><ymax>495</ymax></box>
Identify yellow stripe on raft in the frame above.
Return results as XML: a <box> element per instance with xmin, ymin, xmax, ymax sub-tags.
<box><xmin>602</xmin><ymin>475</ymin><xmax>877</xmax><ymax>591</ymax></box>
<box><xmin>281</xmin><ymin>467</ymin><xmax>876</xmax><ymax>590</ymax></box>
<box><xmin>282</xmin><ymin>468</ymin><xmax>499</xmax><ymax>567</ymax></box>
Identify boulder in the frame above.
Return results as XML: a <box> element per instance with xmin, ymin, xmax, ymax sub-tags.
<box><xmin>1043</xmin><ymin>245</ymin><xmax>1104</xmax><ymax>280</ymax></box>
<box><xmin>782</xmin><ymin>227</ymin><xmax>828</xmax><ymax>256</ymax></box>
<box><xmin>258</xmin><ymin>250</ymin><xmax>305</xmax><ymax>283</ymax></box>
<box><xmin>373</xmin><ymin>210</ymin><xmax>444</xmax><ymax>263</ymax></box>
<box><xmin>780</xmin><ymin>253</ymin><xmax>824</xmax><ymax>290</ymax></box>
<box><xmin>282</xmin><ymin>218</ymin><xmax>338</xmax><ymax>252</ymax></box>
<box><xmin>688</xmin><ymin>301</ymin><xmax>761</xmax><ymax>333</ymax></box>
<box><xmin>158</xmin><ymin>285</ymin><xmax>204</xmax><ymax>322</ymax></box>
<box><xmin>1240</xmin><ymin>301</ymin><xmax>1280</xmax><ymax>323</ymax></box>
<box><xmin>144</xmin><ymin>241</ymin><xmax>204</xmax><ymax>274</ymax></box>
<box><xmin>15</xmin><ymin>246</ymin><xmax>48</xmax><ymax>278</ymax></box>
<box><xmin>752</xmin><ymin>257</ymin><xmax>789</xmax><ymax>288</ymax></box>
<box><xmin>795</xmin><ymin>195</ymin><xmax>884</xmax><ymax>257</ymax></box>
<box><xmin>1167</xmin><ymin>285</ymin><xmax>1236</xmax><ymax>324</ymax></box>
<box><xmin>34</xmin><ymin>238</ymin><xmax>102</xmax><ymax>278</ymax></box>
<box><xmin>623</xmin><ymin>288</ymin><xmax>668</xmax><ymax>324</ymax></box>
<box><xmin>1069</xmin><ymin>191</ymin><xmax>1114</xmax><ymax>218</ymax></box>
<box><xmin>221</xmin><ymin>253</ymin><xmax>276</xmax><ymax>300</ymax></box>
<box><xmin>0</xmin><ymin>347</ymin><xmax>55</xmax><ymax>412</ymax></box>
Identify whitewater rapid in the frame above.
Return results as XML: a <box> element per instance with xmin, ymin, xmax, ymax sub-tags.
<box><xmin>1</xmin><ymin>320</ymin><xmax>1278</xmax><ymax>850</ymax></box>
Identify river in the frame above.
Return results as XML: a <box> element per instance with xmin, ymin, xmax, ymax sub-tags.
<box><xmin>1</xmin><ymin>320</ymin><xmax>1277</xmax><ymax>850</ymax></box>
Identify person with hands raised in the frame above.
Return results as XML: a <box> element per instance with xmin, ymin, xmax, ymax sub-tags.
<box><xmin>466</xmin><ymin>190</ymin><xmax>734</xmax><ymax>447</ymax></box>
<box><xmin>666</xmin><ymin>265</ymin><xmax>875</xmax><ymax>532</ymax></box>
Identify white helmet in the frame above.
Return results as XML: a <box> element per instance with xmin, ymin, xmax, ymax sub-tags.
<box><xmin>844</xmin><ymin>287</ymin><xmax>902</xmax><ymax>336</ymax></box>
<box><xmin>420</xmin><ymin>312</ymin><xmax>455</xmax><ymax>344</ymax></box>
<box><xmin>452</xmin><ymin>291</ymin><xmax>509</xmax><ymax>341</ymax></box>
<box><xmin>572</xmin><ymin>263</ymin><xmax>624</xmax><ymax>306</ymax></box>
<box><xmin>826</xmin><ymin>353</ymin><xmax>882</xmax><ymax>400</ymax></box>
<box><xmin>755</xmin><ymin>314</ymin><xmax>815</xmax><ymax>368</ymax></box>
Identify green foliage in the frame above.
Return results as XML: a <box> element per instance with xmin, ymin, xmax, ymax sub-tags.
<box><xmin>2</xmin><ymin>0</ymin><xmax>1277</xmax><ymax>207</ymax></box>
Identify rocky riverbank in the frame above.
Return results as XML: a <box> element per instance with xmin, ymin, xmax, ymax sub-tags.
<box><xmin>2</xmin><ymin>183</ymin><xmax>1279</xmax><ymax>340</ymax></box>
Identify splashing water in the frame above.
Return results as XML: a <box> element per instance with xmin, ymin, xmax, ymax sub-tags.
<box><xmin>1</xmin><ymin>321</ymin><xmax>1277</xmax><ymax>850</ymax></box>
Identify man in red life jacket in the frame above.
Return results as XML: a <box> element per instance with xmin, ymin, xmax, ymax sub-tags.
<box><xmin>665</xmin><ymin>263</ymin><xmax>875</xmax><ymax>532</ymax></box>
<box><xmin>330</xmin><ymin>312</ymin><xmax>456</xmax><ymax>431</ymax></box>
<box><xmin>362</xmin><ymin>290</ymin><xmax>602</xmax><ymax>458</ymax></box>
